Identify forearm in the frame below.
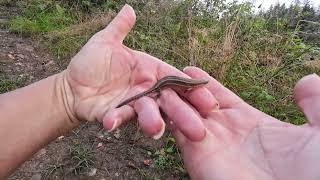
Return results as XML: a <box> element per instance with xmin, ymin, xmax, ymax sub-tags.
<box><xmin>0</xmin><ymin>72</ymin><xmax>79</xmax><ymax>178</ymax></box>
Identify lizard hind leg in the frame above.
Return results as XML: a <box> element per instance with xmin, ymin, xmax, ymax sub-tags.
<box><xmin>156</xmin><ymin>89</ymin><xmax>161</xmax><ymax>98</ymax></box>
<box><xmin>150</xmin><ymin>89</ymin><xmax>161</xmax><ymax>99</ymax></box>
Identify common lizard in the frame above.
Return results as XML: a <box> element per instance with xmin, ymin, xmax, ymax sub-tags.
<box><xmin>116</xmin><ymin>75</ymin><xmax>208</xmax><ymax>108</ymax></box>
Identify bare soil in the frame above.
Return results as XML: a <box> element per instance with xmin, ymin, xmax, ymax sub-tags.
<box><xmin>0</xmin><ymin>4</ymin><xmax>187</xmax><ymax>180</ymax></box>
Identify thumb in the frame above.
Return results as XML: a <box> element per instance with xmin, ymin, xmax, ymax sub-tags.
<box><xmin>103</xmin><ymin>4</ymin><xmax>136</xmax><ymax>43</ymax></box>
<box><xmin>294</xmin><ymin>74</ymin><xmax>320</xmax><ymax>127</ymax></box>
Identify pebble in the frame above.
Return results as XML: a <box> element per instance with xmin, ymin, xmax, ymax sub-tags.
<box><xmin>88</xmin><ymin>168</ymin><xmax>97</xmax><ymax>176</ymax></box>
<box><xmin>97</xmin><ymin>142</ymin><xmax>103</xmax><ymax>148</ymax></box>
<box><xmin>143</xmin><ymin>159</ymin><xmax>151</xmax><ymax>166</ymax></box>
<box><xmin>17</xmin><ymin>54</ymin><xmax>25</xmax><ymax>59</ymax></box>
<box><xmin>36</xmin><ymin>148</ymin><xmax>46</xmax><ymax>157</ymax></box>
<box><xmin>114</xmin><ymin>129</ymin><xmax>121</xmax><ymax>139</ymax></box>
<box><xmin>57</xmin><ymin>136</ymin><xmax>64</xmax><ymax>140</ymax></box>
<box><xmin>45</xmin><ymin>60</ymin><xmax>54</xmax><ymax>67</ymax></box>
<box><xmin>8</xmin><ymin>54</ymin><xmax>15</xmax><ymax>60</ymax></box>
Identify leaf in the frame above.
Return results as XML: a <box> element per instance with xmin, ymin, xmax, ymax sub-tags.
<box><xmin>240</xmin><ymin>91</ymin><xmax>251</xmax><ymax>99</ymax></box>
<box><xmin>82</xmin><ymin>0</ymin><xmax>91</xmax><ymax>7</ymax></box>
<box><xmin>38</xmin><ymin>4</ymin><xmax>46</xmax><ymax>11</ymax></box>
<box><xmin>265</xmin><ymin>94</ymin><xmax>275</xmax><ymax>101</ymax></box>
<box><xmin>174</xmin><ymin>22</ymin><xmax>181</xmax><ymax>34</ymax></box>
<box><xmin>55</xmin><ymin>4</ymin><xmax>64</xmax><ymax>14</ymax></box>
<box><xmin>165</xmin><ymin>147</ymin><xmax>174</xmax><ymax>153</ymax></box>
<box><xmin>167</xmin><ymin>137</ymin><xmax>175</xmax><ymax>143</ymax></box>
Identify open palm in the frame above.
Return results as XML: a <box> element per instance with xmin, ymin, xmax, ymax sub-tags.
<box><xmin>159</xmin><ymin>67</ymin><xmax>320</xmax><ymax>180</ymax></box>
<box><xmin>63</xmin><ymin>5</ymin><xmax>216</xmax><ymax>140</ymax></box>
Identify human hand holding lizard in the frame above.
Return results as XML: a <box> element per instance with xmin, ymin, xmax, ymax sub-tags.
<box><xmin>64</xmin><ymin>5</ymin><xmax>217</xmax><ymax>140</ymax></box>
<box><xmin>0</xmin><ymin>5</ymin><xmax>217</xmax><ymax>177</ymax></box>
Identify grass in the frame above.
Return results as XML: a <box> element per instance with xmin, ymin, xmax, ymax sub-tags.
<box><xmin>0</xmin><ymin>76</ymin><xmax>23</xmax><ymax>94</ymax></box>
<box><xmin>8</xmin><ymin>3</ymin><xmax>75</xmax><ymax>35</ymax></box>
<box><xmin>7</xmin><ymin>1</ymin><xmax>114</xmax><ymax>59</ymax></box>
<box><xmin>153</xmin><ymin>136</ymin><xmax>184</xmax><ymax>173</ymax></box>
<box><xmin>68</xmin><ymin>143</ymin><xmax>95</xmax><ymax>175</ymax></box>
<box><xmin>42</xmin><ymin>143</ymin><xmax>95</xmax><ymax>177</ymax></box>
<box><xmin>43</xmin><ymin>12</ymin><xmax>114</xmax><ymax>59</ymax></box>
<box><xmin>43</xmin><ymin>162</ymin><xmax>65</xmax><ymax>178</ymax></box>
<box><xmin>4</xmin><ymin>0</ymin><xmax>320</xmax><ymax>178</ymax></box>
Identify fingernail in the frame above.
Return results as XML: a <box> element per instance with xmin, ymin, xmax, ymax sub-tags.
<box><xmin>152</xmin><ymin>121</ymin><xmax>166</xmax><ymax>140</ymax></box>
<box><xmin>183</xmin><ymin>66</ymin><xmax>191</xmax><ymax>71</ymax></box>
<box><xmin>107</xmin><ymin>118</ymin><xmax>119</xmax><ymax>132</ymax></box>
<box><xmin>311</xmin><ymin>73</ymin><xmax>320</xmax><ymax>78</ymax></box>
<box><xmin>122</xmin><ymin>4</ymin><xmax>130</xmax><ymax>11</ymax></box>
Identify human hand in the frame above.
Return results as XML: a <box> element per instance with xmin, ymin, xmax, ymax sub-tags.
<box><xmin>61</xmin><ymin>5</ymin><xmax>217</xmax><ymax>140</ymax></box>
<box><xmin>159</xmin><ymin>66</ymin><xmax>320</xmax><ymax>180</ymax></box>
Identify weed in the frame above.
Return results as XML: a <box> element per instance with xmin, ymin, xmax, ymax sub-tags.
<box><xmin>44</xmin><ymin>12</ymin><xmax>114</xmax><ymax>59</ymax></box>
<box><xmin>153</xmin><ymin>136</ymin><xmax>184</xmax><ymax>172</ymax></box>
<box><xmin>0</xmin><ymin>76</ymin><xmax>23</xmax><ymax>93</ymax></box>
<box><xmin>43</xmin><ymin>162</ymin><xmax>65</xmax><ymax>178</ymax></box>
<box><xmin>8</xmin><ymin>0</ymin><xmax>75</xmax><ymax>35</ymax></box>
<box><xmin>68</xmin><ymin>143</ymin><xmax>95</xmax><ymax>175</ymax></box>
<box><xmin>136</xmin><ymin>169</ymin><xmax>157</xmax><ymax>180</ymax></box>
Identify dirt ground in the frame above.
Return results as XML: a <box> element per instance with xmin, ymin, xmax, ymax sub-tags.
<box><xmin>0</xmin><ymin>4</ymin><xmax>187</xmax><ymax>180</ymax></box>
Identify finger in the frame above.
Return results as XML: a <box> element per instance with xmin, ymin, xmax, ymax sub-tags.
<box><xmin>183</xmin><ymin>66</ymin><xmax>243</xmax><ymax>109</ymax></box>
<box><xmin>294</xmin><ymin>74</ymin><xmax>320</xmax><ymax>127</ymax></box>
<box><xmin>159</xmin><ymin>89</ymin><xmax>206</xmax><ymax>141</ymax></box>
<box><xmin>132</xmin><ymin>51</ymin><xmax>218</xmax><ymax>116</ymax></box>
<box><xmin>134</xmin><ymin>97</ymin><xmax>165</xmax><ymax>139</ymax></box>
<box><xmin>102</xmin><ymin>105</ymin><xmax>136</xmax><ymax>131</ymax></box>
<box><xmin>178</xmin><ymin>87</ymin><xmax>219</xmax><ymax>117</ymax></box>
<box><xmin>103</xmin><ymin>4</ymin><xmax>136</xmax><ymax>43</ymax></box>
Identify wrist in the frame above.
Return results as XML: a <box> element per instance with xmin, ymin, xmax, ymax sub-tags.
<box><xmin>54</xmin><ymin>71</ymin><xmax>79</xmax><ymax>127</ymax></box>
<box><xmin>0</xmin><ymin>72</ymin><xmax>80</xmax><ymax>176</ymax></box>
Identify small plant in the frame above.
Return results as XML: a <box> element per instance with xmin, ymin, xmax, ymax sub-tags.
<box><xmin>0</xmin><ymin>76</ymin><xmax>22</xmax><ymax>93</ymax></box>
<box><xmin>43</xmin><ymin>162</ymin><xmax>65</xmax><ymax>178</ymax></box>
<box><xmin>154</xmin><ymin>155</ymin><xmax>171</xmax><ymax>170</ymax></box>
<box><xmin>153</xmin><ymin>136</ymin><xmax>184</xmax><ymax>172</ymax></box>
<box><xmin>68</xmin><ymin>144</ymin><xmax>95</xmax><ymax>175</ymax></box>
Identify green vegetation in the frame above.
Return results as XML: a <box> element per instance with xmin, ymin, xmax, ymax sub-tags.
<box><xmin>153</xmin><ymin>137</ymin><xmax>184</xmax><ymax>172</ymax></box>
<box><xmin>8</xmin><ymin>1</ymin><xmax>75</xmax><ymax>34</ymax></box>
<box><xmin>7</xmin><ymin>0</ymin><xmax>320</xmax><ymax>124</ymax></box>
<box><xmin>68</xmin><ymin>143</ymin><xmax>95</xmax><ymax>175</ymax></box>
<box><xmin>43</xmin><ymin>162</ymin><xmax>65</xmax><ymax>178</ymax></box>
<box><xmin>42</xmin><ymin>143</ymin><xmax>95</xmax><ymax>177</ymax></box>
<box><xmin>0</xmin><ymin>74</ymin><xmax>23</xmax><ymax>93</ymax></box>
<box><xmin>4</xmin><ymin>0</ymin><xmax>320</xmax><ymax>176</ymax></box>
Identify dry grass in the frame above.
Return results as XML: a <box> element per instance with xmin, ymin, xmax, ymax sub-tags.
<box><xmin>218</xmin><ymin>20</ymin><xmax>238</xmax><ymax>79</ymax></box>
<box><xmin>47</xmin><ymin>11</ymin><xmax>114</xmax><ymax>38</ymax></box>
<box><xmin>222</xmin><ymin>21</ymin><xmax>238</xmax><ymax>57</ymax></box>
<box><xmin>44</xmin><ymin>11</ymin><xmax>115</xmax><ymax>59</ymax></box>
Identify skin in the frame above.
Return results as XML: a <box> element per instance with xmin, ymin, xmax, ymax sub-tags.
<box><xmin>0</xmin><ymin>5</ymin><xmax>217</xmax><ymax>178</ymax></box>
<box><xmin>158</xmin><ymin>66</ymin><xmax>320</xmax><ymax>180</ymax></box>
<box><xmin>66</xmin><ymin>5</ymin><xmax>217</xmax><ymax>140</ymax></box>
<box><xmin>1</xmin><ymin>4</ymin><xmax>320</xmax><ymax>180</ymax></box>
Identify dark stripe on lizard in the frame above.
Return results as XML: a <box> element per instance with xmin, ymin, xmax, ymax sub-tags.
<box><xmin>116</xmin><ymin>75</ymin><xmax>208</xmax><ymax>108</ymax></box>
